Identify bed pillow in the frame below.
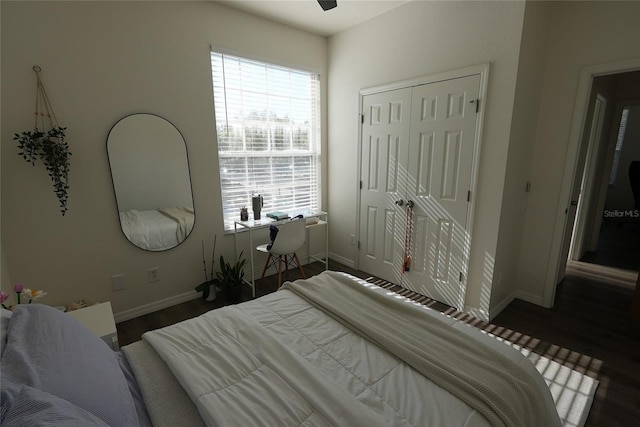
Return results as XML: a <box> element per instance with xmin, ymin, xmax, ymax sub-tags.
<box><xmin>1</xmin><ymin>308</ymin><xmax>11</xmax><ymax>356</ymax></box>
<box><xmin>1</xmin><ymin>304</ymin><xmax>139</xmax><ymax>426</ymax></box>
<box><xmin>2</xmin><ymin>384</ymin><xmax>110</xmax><ymax>426</ymax></box>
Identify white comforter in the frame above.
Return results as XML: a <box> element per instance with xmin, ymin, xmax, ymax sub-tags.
<box><xmin>143</xmin><ymin>272</ymin><xmax>559</xmax><ymax>426</ymax></box>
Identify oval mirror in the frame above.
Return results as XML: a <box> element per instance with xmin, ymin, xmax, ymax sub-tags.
<box><xmin>107</xmin><ymin>113</ymin><xmax>195</xmax><ymax>251</ymax></box>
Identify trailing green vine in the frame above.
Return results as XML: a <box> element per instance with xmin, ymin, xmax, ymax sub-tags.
<box><xmin>15</xmin><ymin>66</ymin><xmax>71</xmax><ymax>216</ymax></box>
<box><xmin>14</xmin><ymin>127</ymin><xmax>71</xmax><ymax>215</ymax></box>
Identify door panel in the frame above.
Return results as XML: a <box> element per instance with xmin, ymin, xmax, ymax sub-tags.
<box><xmin>358</xmin><ymin>74</ymin><xmax>481</xmax><ymax>310</ymax></box>
<box><xmin>405</xmin><ymin>75</ymin><xmax>480</xmax><ymax>309</ymax></box>
<box><xmin>359</xmin><ymin>88</ymin><xmax>412</xmax><ymax>282</ymax></box>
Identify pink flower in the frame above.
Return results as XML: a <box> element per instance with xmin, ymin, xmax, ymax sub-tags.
<box><xmin>1</xmin><ymin>291</ymin><xmax>9</xmax><ymax>309</ymax></box>
<box><xmin>13</xmin><ymin>284</ymin><xmax>24</xmax><ymax>293</ymax></box>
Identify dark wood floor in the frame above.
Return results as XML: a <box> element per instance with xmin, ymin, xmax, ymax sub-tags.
<box><xmin>117</xmin><ymin>259</ymin><xmax>640</xmax><ymax>427</ymax></box>
<box><xmin>580</xmin><ymin>219</ymin><xmax>639</xmax><ymax>271</ymax></box>
<box><xmin>493</xmin><ymin>262</ymin><xmax>639</xmax><ymax>427</ymax></box>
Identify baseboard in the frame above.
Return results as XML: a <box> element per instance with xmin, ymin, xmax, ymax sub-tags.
<box><xmin>115</xmin><ymin>253</ymin><xmax>351</xmax><ymax>324</ymax></box>
<box><xmin>513</xmin><ymin>289</ymin><xmax>544</xmax><ymax>306</ymax></box>
<box><xmin>114</xmin><ymin>290</ymin><xmax>201</xmax><ymax>323</ymax></box>
<box><xmin>252</xmin><ymin>252</ymin><xmax>354</xmax><ymax>278</ymax></box>
<box><xmin>488</xmin><ymin>292</ymin><xmax>516</xmax><ymax>321</ymax></box>
<box><xmin>248</xmin><ymin>252</ymin><xmax>330</xmax><ymax>279</ymax></box>
<box><xmin>328</xmin><ymin>252</ymin><xmax>354</xmax><ymax>269</ymax></box>
<box><xmin>479</xmin><ymin>290</ymin><xmax>541</xmax><ymax>322</ymax></box>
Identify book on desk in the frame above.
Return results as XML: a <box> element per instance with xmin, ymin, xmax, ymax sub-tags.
<box><xmin>266</xmin><ymin>211</ymin><xmax>290</xmax><ymax>220</ymax></box>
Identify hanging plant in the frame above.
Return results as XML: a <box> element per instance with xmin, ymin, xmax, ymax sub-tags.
<box><xmin>13</xmin><ymin>66</ymin><xmax>71</xmax><ymax>216</ymax></box>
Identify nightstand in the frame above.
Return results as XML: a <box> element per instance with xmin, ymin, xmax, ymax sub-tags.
<box><xmin>67</xmin><ymin>302</ymin><xmax>119</xmax><ymax>350</ymax></box>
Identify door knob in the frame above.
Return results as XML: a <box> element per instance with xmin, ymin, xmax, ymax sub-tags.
<box><xmin>395</xmin><ymin>199</ymin><xmax>404</xmax><ymax>206</ymax></box>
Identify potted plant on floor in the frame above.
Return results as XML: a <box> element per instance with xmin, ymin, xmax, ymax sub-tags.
<box><xmin>215</xmin><ymin>252</ymin><xmax>247</xmax><ymax>304</ymax></box>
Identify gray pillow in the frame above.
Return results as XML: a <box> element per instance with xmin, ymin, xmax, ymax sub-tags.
<box><xmin>0</xmin><ymin>304</ymin><xmax>139</xmax><ymax>426</ymax></box>
<box><xmin>2</xmin><ymin>384</ymin><xmax>110</xmax><ymax>426</ymax></box>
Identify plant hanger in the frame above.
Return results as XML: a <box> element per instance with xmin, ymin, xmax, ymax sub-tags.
<box><xmin>14</xmin><ymin>65</ymin><xmax>71</xmax><ymax>215</ymax></box>
<box><xmin>34</xmin><ymin>65</ymin><xmax>58</xmax><ymax>131</ymax></box>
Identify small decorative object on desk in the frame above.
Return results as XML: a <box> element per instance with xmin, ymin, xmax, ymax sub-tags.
<box><xmin>67</xmin><ymin>300</ymin><xmax>88</xmax><ymax>311</ymax></box>
<box><xmin>266</xmin><ymin>211</ymin><xmax>290</xmax><ymax>220</ymax></box>
<box><xmin>1</xmin><ymin>283</ymin><xmax>48</xmax><ymax>310</ymax></box>
<box><xmin>240</xmin><ymin>207</ymin><xmax>249</xmax><ymax>221</ymax></box>
<box><xmin>252</xmin><ymin>194</ymin><xmax>263</xmax><ymax>220</ymax></box>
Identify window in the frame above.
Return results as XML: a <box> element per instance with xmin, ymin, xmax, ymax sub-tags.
<box><xmin>211</xmin><ymin>50</ymin><xmax>321</xmax><ymax>229</ymax></box>
<box><xmin>609</xmin><ymin>107</ymin><xmax>629</xmax><ymax>186</ymax></box>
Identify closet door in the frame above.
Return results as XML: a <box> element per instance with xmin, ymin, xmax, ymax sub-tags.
<box><xmin>358</xmin><ymin>73</ymin><xmax>482</xmax><ymax>310</ymax></box>
<box><xmin>358</xmin><ymin>88</ymin><xmax>412</xmax><ymax>283</ymax></box>
<box><xmin>405</xmin><ymin>75</ymin><xmax>481</xmax><ymax>309</ymax></box>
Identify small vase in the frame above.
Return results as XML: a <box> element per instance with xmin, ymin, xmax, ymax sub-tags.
<box><xmin>205</xmin><ymin>283</ymin><xmax>217</xmax><ymax>302</ymax></box>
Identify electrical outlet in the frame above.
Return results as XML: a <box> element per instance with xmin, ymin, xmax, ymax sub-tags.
<box><xmin>148</xmin><ymin>267</ymin><xmax>159</xmax><ymax>283</ymax></box>
<box><xmin>111</xmin><ymin>274</ymin><xmax>125</xmax><ymax>292</ymax></box>
<box><xmin>350</xmin><ymin>234</ymin><xmax>356</xmax><ymax>246</ymax></box>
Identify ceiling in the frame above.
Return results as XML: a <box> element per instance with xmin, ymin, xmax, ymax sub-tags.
<box><xmin>216</xmin><ymin>0</ymin><xmax>412</xmax><ymax>37</ymax></box>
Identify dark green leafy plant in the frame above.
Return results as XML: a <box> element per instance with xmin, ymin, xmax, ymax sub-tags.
<box><xmin>216</xmin><ymin>252</ymin><xmax>247</xmax><ymax>289</ymax></box>
<box><xmin>14</xmin><ymin>126</ymin><xmax>71</xmax><ymax>215</ymax></box>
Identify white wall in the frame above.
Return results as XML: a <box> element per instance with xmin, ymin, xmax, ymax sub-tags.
<box><xmin>517</xmin><ymin>1</ymin><xmax>640</xmax><ymax>302</ymax></box>
<box><xmin>0</xmin><ymin>1</ymin><xmax>327</xmax><ymax>315</ymax></box>
<box><xmin>491</xmin><ymin>0</ymin><xmax>552</xmax><ymax>313</ymax></box>
<box><xmin>327</xmin><ymin>0</ymin><xmax>525</xmax><ymax>318</ymax></box>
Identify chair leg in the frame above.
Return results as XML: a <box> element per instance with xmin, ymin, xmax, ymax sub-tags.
<box><xmin>293</xmin><ymin>253</ymin><xmax>306</xmax><ymax>279</ymax></box>
<box><xmin>284</xmin><ymin>255</ymin><xmax>290</xmax><ymax>281</ymax></box>
<box><xmin>260</xmin><ymin>253</ymin><xmax>272</xmax><ymax>284</ymax></box>
<box><xmin>277</xmin><ymin>256</ymin><xmax>284</xmax><ymax>288</ymax></box>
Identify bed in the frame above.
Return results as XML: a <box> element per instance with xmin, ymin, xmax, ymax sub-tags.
<box><xmin>0</xmin><ymin>271</ymin><xmax>561</xmax><ymax>426</ymax></box>
<box><xmin>119</xmin><ymin>207</ymin><xmax>194</xmax><ymax>250</ymax></box>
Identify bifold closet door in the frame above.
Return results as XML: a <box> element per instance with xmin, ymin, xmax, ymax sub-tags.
<box><xmin>404</xmin><ymin>75</ymin><xmax>481</xmax><ymax>309</ymax></box>
<box><xmin>358</xmin><ymin>74</ymin><xmax>481</xmax><ymax>310</ymax></box>
<box><xmin>358</xmin><ymin>88</ymin><xmax>412</xmax><ymax>283</ymax></box>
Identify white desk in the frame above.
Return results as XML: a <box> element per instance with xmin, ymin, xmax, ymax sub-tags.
<box><xmin>234</xmin><ymin>211</ymin><xmax>328</xmax><ymax>297</ymax></box>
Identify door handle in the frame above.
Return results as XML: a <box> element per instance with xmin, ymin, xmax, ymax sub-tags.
<box><xmin>570</xmin><ymin>200</ymin><xmax>578</xmax><ymax>206</ymax></box>
<box><xmin>395</xmin><ymin>199</ymin><xmax>405</xmax><ymax>206</ymax></box>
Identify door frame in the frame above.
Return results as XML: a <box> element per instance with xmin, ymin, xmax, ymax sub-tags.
<box><xmin>544</xmin><ymin>58</ymin><xmax>640</xmax><ymax>307</ymax></box>
<box><xmin>354</xmin><ymin>63</ymin><xmax>490</xmax><ymax>289</ymax></box>
<box><xmin>568</xmin><ymin>93</ymin><xmax>608</xmax><ymax>262</ymax></box>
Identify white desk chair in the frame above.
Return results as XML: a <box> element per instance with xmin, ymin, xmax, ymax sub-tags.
<box><xmin>256</xmin><ymin>218</ymin><xmax>307</xmax><ymax>288</ymax></box>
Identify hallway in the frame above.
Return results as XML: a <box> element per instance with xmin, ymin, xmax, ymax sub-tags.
<box><xmin>580</xmin><ymin>219</ymin><xmax>639</xmax><ymax>272</ymax></box>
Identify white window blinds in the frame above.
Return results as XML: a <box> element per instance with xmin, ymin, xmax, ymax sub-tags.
<box><xmin>211</xmin><ymin>51</ymin><xmax>321</xmax><ymax>228</ymax></box>
<box><xmin>609</xmin><ymin>107</ymin><xmax>629</xmax><ymax>186</ymax></box>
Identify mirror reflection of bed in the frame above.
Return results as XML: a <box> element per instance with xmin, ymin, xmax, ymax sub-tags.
<box><xmin>119</xmin><ymin>206</ymin><xmax>195</xmax><ymax>251</ymax></box>
<box><xmin>107</xmin><ymin>113</ymin><xmax>195</xmax><ymax>251</ymax></box>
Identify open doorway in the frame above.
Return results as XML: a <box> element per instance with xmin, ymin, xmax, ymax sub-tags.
<box><xmin>560</xmin><ymin>70</ymin><xmax>640</xmax><ymax>289</ymax></box>
<box><xmin>577</xmin><ymin>101</ymin><xmax>640</xmax><ymax>271</ymax></box>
